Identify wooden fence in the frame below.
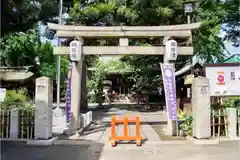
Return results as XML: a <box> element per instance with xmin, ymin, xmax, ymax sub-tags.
<box><xmin>0</xmin><ymin>108</ymin><xmax>35</xmax><ymax>139</ymax></box>
<box><xmin>211</xmin><ymin>108</ymin><xmax>240</xmax><ymax>138</ymax></box>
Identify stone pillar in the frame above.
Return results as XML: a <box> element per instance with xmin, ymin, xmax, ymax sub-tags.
<box><xmin>192</xmin><ymin>77</ymin><xmax>211</xmax><ymax>139</ymax></box>
<box><xmin>69</xmin><ymin>37</ymin><xmax>84</xmax><ymax>132</ymax></box>
<box><xmin>10</xmin><ymin>108</ymin><xmax>19</xmax><ymax>138</ymax></box>
<box><xmin>226</xmin><ymin>108</ymin><xmax>237</xmax><ymax>139</ymax></box>
<box><xmin>35</xmin><ymin>76</ymin><xmax>53</xmax><ymax>139</ymax></box>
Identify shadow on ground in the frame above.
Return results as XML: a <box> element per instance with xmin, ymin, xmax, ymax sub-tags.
<box><xmin>85</xmin><ymin>103</ymin><xmax>164</xmax><ymax>113</ymax></box>
<box><xmin>79</xmin><ymin>122</ymin><xmax>110</xmax><ymax>136</ymax></box>
<box><xmin>1</xmin><ymin>140</ymin><xmax>104</xmax><ymax>160</ymax></box>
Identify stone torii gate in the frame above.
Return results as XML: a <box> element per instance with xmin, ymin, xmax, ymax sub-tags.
<box><xmin>48</xmin><ymin>22</ymin><xmax>201</xmax><ymax>132</ymax></box>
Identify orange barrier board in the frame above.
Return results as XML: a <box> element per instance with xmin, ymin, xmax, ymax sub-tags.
<box><xmin>109</xmin><ymin>116</ymin><xmax>143</xmax><ymax>146</ymax></box>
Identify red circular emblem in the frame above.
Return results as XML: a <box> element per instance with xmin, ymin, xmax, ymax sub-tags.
<box><xmin>217</xmin><ymin>75</ymin><xmax>224</xmax><ymax>83</ymax></box>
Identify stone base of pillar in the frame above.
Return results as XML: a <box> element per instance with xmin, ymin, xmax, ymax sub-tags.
<box><xmin>53</xmin><ymin>107</ymin><xmax>64</xmax><ymax>118</ymax></box>
<box><xmin>166</xmin><ymin>120</ymin><xmax>178</xmax><ymax>136</ymax></box>
<box><xmin>63</xmin><ymin>128</ymin><xmax>80</xmax><ymax>136</ymax></box>
<box><xmin>10</xmin><ymin>108</ymin><xmax>19</xmax><ymax>139</ymax></box>
<box><xmin>187</xmin><ymin>136</ymin><xmax>219</xmax><ymax>145</ymax></box>
<box><xmin>226</xmin><ymin>108</ymin><xmax>237</xmax><ymax>139</ymax></box>
<box><xmin>26</xmin><ymin>136</ymin><xmax>59</xmax><ymax>146</ymax></box>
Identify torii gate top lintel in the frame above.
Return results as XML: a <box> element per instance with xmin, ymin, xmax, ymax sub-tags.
<box><xmin>48</xmin><ymin>22</ymin><xmax>201</xmax><ymax>55</ymax></box>
<box><xmin>48</xmin><ymin>22</ymin><xmax>201</xmax><ymax>32</ymax></box>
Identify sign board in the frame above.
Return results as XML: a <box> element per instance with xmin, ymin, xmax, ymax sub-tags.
<box><xmin>160</xmin><ymin>63</ymin><xmax>177</xmax><ymax>120</ymax></box>
<box><xmin>184</xmin><ymin>3</ymin><xmax>193</xmax><ymax>13</ymax></box>
<box><xmin>0</xmin><ymin>88</ymin><xmax>6</xmax><ymax>103</ymax></box>
<box><xmin>216</xmin><ymin>71</ymin><xmax>225</xmax><ymax>85</ymax></box>
<box><xmin>65</xmin><ymin>63</ymin><xmax>72</xmax><ymax>125</ymax></box>
<box><xmin>184</xmin><ymin>74</ymin><xmax>194</xmax><ymax>85</ymax></box>
<box><xmin>205</xmin><ymin>64</ymin><xmax>240</xmax><ymax>96</ymax></box>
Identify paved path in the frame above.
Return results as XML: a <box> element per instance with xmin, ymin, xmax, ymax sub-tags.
<box><xmin>2</xmin><ymin>139</ymin><xmax>239</xmax><ymax>160</ymax></box>
<box><xmin>100</xmin><ymin>141</ymin><xmax>240</xmax><ymax>160</ymax></box>
<box><xmin>76</xmin><ymin>105</ymin><xmax>240</xmax><ymax>160</ymax></box>
<box><xmin>78</xmin><ymin>106</ymin><xmax>163</xmax><ymax>143</ymax></box>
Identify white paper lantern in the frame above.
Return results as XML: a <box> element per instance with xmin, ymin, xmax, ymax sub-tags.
<box><xmin>69</xmin><ymin>40</ymin><xmax>81</xmax><ymax>61</ymax></box>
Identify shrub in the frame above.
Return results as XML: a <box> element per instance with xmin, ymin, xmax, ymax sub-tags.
<box><xmin>1</xmin><ymin>88</ymin><xmax>34</xmax><ymax>110</ymax></box>
<box><xmin>178</xmin><ymin>113</ymin><xmax>193</xmax><ymax>136</ymax></box>
<box><xmin>222</xmin><ymin>97</ymin><xmax>240</xmax><ymax>108</ymax></box>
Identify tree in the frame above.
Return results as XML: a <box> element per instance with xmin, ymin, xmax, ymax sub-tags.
<box><xmin>0</xmin><ymin>27</ymin><xmax>68</xmax><ymax>81</ymax></box>
<box><xmin>1</xmin><ymin>0</ymin><xmax>58</xmax><ymax>37</ymax></box>
<box><xmin>87</xmin><ymin>58</ymin><xmax>132</xmax><ymax>102</ymax></box>
<box><xmin>222</xmin><ymin>0</ymin><xmax>240</xmax><ymax>47</ymax></box>
<box><xmin>0</xmin><ymin>27</ymin><xmax>69</xmax><ymax>100</ymax></box>
<box><xmin>69</xmin><ymin>0</ymin><xmax>185</xmax><ymax>26</ymax></box>
<box><xmin>67</xmin><ymin>0</ymin><xmax>230</xmax><ymax>92</ymax></box>
<box><xmin>192</xmin><ymin>0</ymin><xmax>226</xmax><ymax>63</ymax></box>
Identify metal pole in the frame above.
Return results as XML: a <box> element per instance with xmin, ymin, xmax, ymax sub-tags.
<box><xmin>187</xmin><ymin>15</ymin><xmax>191</xmax><ymax>24</ymax></box>
<box><xmin>56</xmin><ymin>0</ymin><xmax>63</xmax><ymax>110</ymax></box>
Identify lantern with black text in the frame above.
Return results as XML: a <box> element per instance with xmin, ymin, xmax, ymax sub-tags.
<box><xmin>165</xmin><ymin>40</ymin><xmax>178</xmax><ymax>61</ymax></box>
<box><xmin>69</xmin><ymin>40</ymin><xmax>81</xmax><ymax>61</ymax></box>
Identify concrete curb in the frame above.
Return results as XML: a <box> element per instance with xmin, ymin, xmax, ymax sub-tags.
<box><xmin>187</xmin><ymin>136</ymin><xmax>240</xmax><ymax>145</ymax></box>
<box><xmin>0</xmin><ymin>138</ymin><xmax>27</xmax><ymax>142</ymax></box>
<box><xmin>187</xmin><ymin>136</ymin><xmax>219</xmax><ymax>145</ymax></box>
<box><xmin>218</xmin><ymin>137</ymin><xmax>240</xmax><ymax>144</ymax></box>
<box><xmin>1</xmin><ymin>136</ymin><xmax>59</xmax><ymax>146</ymax></box>
<box><xmin>26</xmin><ymin>136</ymin><xmax>59</xmax><ymax>146</ymax></box>
<box><xmin>218</xmin><ymin>137</ymin><xmax>240</xmax><ymax>141</ymax></box>
<box><xmin>62</xmin><ymin>121</ymin><xmax>95</xmax><ymax>140</ymax></box>
<box><xmin>144</xmin><ymin>140</ymin><xmax>190</xmax><ymax>145</ymax></box>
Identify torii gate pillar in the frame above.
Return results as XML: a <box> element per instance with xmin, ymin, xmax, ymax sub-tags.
<box><xmin>68</xmin><ymin>38</ymin><xmax>84</xmax><ymax>132</ymax></box>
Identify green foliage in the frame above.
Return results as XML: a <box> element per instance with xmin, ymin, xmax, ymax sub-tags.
<box><xmin>101</xmin><ymin>58</ymin><xmax>133</xmax><ymax>74</ymax></box>
<box><xmin>193</xmin><ymin>0</ymin><xmax>227</xmax><ymax>63</ymax></box>
<box><xmin>178</xmin><ymin>113</ymin><xmax>193</xmax><ymax>136</ymax></box>
<box><xmin>0</xmin><ymin>27</ymin><xmax>69</xmax><ymax>98</ymax></box>
<box><xmin>2</xmin><ymin>88</ymin><xmax>34</xmax><ymax>110</ymax></box>
<box><xmin>87</xmin><ymin>58</ymin><xmax>132</xmax><ymax>102</ymax></box>
<box><xmin>1</xmin><ymin>0</ymin><xmax>58</xmax><ymax>36</ymax></box>
<box><xmin>88</xmin><ymin>59</ymin><xmax>107</xmax><ymax>92</ymax></box>
<box><xmin>222</xmin><ymin>0</ymin><xmax>240</xmax><ymax>47</ymax></box>
<box><xmin>222</xmin><ymin>97</ymin><xmax>240</xmax><ymax>108</ymax></box>
<box><xmin>121</xmin><ymin>54</ymin><xmax>163</xmax><ymax>92</ymax></box>
<box><xmin>211</xmin><ymin>97</ymin><xmax>240</xmax><ymax>110</ymax></box>
<box><xmin>67</xmin><ymin>0</ymin><xmax>238</xmax><ymax>92</ymax></box>
<box><xmin>69</xmin><ymin>0</ymin><xmax>238</xmax><ymax>62</ymax></box>
<box><xmin>0</xmin><ymin>27</ymin><xmax>68</xmax><ymax>81</ymax></box>
<box><xmin>0</xmin><ymin>28</ymin><xmax>39</xmax><ymax>67</ymax></box>
<box><xmin>69</xmin><ymin>0</ymin><xmax>185</xmax><ymax>26</ymax></box>
<box><xmin>87</xmin><ymin>58</ymin><xmax>108</xmax><ymax>102</ymax></box>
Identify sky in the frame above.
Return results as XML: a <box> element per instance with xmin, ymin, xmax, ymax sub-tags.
<box><xmin>219</xmin><ymin>24</ymin><xmax>239</xmax><ymax>55</ymax></box>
